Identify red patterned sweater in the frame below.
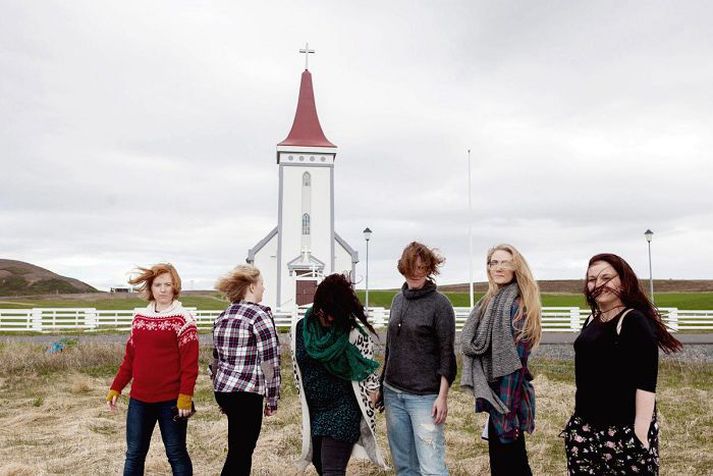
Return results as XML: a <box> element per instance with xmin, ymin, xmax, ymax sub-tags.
<box><xmin>110</xmin><ymin>300</ymin><xmax>199</xmax><ymax>403</ymax></box>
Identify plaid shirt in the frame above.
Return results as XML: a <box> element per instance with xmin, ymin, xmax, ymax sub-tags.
<box><xmin>476</xmin><ymin>303</ymin><xmax>536</xmax><ymax>443</ymax></box>
<box><xmin>212</xmin><ymin>301</ymin><xmax>281</xmax><ymax>411</ymax></box>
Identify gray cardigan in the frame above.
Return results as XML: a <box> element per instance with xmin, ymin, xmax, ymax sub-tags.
<box><xmin>380</xmin><ymin>281</ymin><xmax>456</xmax><ymax>395</ymax></box>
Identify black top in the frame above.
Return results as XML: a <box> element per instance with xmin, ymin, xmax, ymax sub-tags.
<box><xmin>381</xmin><ymin>280</ymin><xmax>456</xmax><ymax>394</ymax></box>
<box><xmin>295</xmin><ymin>319</ymin><xmax>361</xmax><ymax>444</ymax></box>
<box><xmin>574</xmin><ymin>309</ymin><xmax>659</xmax><ymax>426</ymax></box>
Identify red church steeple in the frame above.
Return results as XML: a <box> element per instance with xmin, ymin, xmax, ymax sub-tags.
<box><xmin>278</xmin><ymin>69</ymin><xmax>336</xmax><ymax>148</ymax></box>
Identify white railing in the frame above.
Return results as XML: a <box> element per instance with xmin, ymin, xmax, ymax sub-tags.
<box><xmin>0</xmin><ymin>307</ymin><xmax>712</xmax><ymax>333</ymax></box>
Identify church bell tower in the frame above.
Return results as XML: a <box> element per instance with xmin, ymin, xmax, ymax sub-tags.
<box><xmin>247</xmin><ymin>45</ymin><xmax>358</xmax><ymax>310</ymax></box>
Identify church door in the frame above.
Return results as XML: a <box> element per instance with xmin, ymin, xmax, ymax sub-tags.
<box><xmin>296</xmin><ymin>280</ymin><xmax>318</xmax><ymax>306</ymax></box>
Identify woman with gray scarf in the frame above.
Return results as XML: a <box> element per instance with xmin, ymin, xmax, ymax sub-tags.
<box><xmin>461</xmin><ymin>244</ymin><xmax>542</xmax><ymax>475</ymax></box>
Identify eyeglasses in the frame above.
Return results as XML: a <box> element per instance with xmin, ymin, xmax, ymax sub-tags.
<box><xmin>487</xmin><ymin>260</ymin><xmax>514</xmax><ymax>270</ymax></box>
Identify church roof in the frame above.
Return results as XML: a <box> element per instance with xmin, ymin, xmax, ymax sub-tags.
<box><xmin>278</xmin><ymin>70</ymin><xmax>336</xmax><ymax>148</ymax></box>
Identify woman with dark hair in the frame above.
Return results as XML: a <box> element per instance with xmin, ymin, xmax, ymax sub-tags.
<box><xmin>376</xmin><ymin>241</ymin><xmax>456</xmax><ymax>475</ymax></box>
<box><xmin>291</xmin><ymin>273</ymin><xmax>387</xmax><ymax>475</ymax></box>
<box><xmin>562</xmin><ymin>253</ymin><xmax>682</xmax><ymax>475</ymax></box>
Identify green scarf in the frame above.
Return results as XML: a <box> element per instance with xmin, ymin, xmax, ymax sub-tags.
<box><xmin>302</xmin><ymin>307</ymin><xmax>379</xmax><ymax>381</ymax></box>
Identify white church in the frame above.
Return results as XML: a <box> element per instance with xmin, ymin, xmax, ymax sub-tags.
<box><xmin>247</xmin><ymin>58</ymin><xmax>358</xmax><ymax>310</ymax></box>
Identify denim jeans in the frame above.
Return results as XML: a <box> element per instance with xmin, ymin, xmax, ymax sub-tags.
<box><xmin>383</xmin><ymin>384</ymin><xmax>448</xmax><ymax>475</ymax></box>
<box><xmin>123</xmin><ymin>398</ymin><xmax>192</xmax><ymax>476</ymax></box>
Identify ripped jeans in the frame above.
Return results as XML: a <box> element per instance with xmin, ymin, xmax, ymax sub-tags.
<box><xmin>383</xmin><ymin>384</ymin><xmax>448</xmax><ymax>475</ymax></box>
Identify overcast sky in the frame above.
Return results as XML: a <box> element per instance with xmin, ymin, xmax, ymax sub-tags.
<box><xmin>2</xmin><ymin>1</ymin><xmax>712</xmax><ymax>291</ymax></box>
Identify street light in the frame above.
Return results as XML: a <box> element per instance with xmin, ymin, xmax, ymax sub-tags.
<box><xmin>644</xmin><ymin>229</ymin><xmax>654</xmax><ymax>304</ymax></box>
<box><xmin>363</xmin><ymin>227</ymin><xmax>372</xmax><ymax>318</ymax></box>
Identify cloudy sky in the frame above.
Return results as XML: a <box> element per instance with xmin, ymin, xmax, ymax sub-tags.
<box><xmin>2</xmin><ymin>1</ymin><xmax>712</xmax><ymax>291</ymax></box>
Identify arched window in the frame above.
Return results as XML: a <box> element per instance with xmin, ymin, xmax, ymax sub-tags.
<box><xmin>303</xmin><ymin>172</ymin><xmax>311</xmax><ymax>187</ymax></box>
<box><xmin>302</xmin><ymin>213</ymin><xmax>310</xmax><ymax>235</ymax></box>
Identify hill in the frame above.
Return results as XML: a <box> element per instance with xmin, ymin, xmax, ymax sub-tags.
<box><xmin>0</xmin><ymin>259</ymin><xmax>98</xmax><ymax>296</ymax></box>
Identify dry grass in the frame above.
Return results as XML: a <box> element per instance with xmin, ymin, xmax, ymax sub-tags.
<box><xmin>0</xmin><ymin>343</ymin><xmax>711</xmax><ymax>475</ymax></box>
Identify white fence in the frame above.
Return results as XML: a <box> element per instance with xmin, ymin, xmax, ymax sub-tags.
<box><xmin>1</xmin><ymin>307</ymin><xmax>712</xmax><ymax>333</ymax></box>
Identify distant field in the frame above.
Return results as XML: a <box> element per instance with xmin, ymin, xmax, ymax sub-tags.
<box><xmin>357</xmin><ymin>290</ymin><xmax>713</xmax><ymax>310</ymax></box>
<box><xmin>0</xmin><ymin>291</ymin><xmax>711</xmax><ymax>310</ymax></box>
<box><xmin>0</xmin><ymin>294</ymin><xmax>228</xmax><ymax>310</ymax></box>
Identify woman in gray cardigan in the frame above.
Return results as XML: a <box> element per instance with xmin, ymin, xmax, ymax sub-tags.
<box><xmin>374</xmin><ymin>242</ymin><xmax>456</xmax><ymax>475</ymax></box>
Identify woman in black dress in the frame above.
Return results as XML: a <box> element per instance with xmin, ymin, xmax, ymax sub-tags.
<box><xmin>562</xmin><ymin>253</ymin><xmax>682</xmax><ymax>475</ymax></box>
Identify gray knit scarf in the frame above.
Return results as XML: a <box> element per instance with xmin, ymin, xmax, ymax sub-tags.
<box><xmin>460</xmin><ymin>282</ymin><xmax>522</xmax><ymax>414</ymax></box>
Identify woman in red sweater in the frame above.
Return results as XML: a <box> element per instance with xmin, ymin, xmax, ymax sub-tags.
<box><xmin>106</xmin><ymin>263</ymin><xmax>199</xmax><ymax>476</ymax></box>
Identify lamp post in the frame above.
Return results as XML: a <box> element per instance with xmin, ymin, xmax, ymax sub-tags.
<box><xmin>644</xmin><ymin>229</ymin><xmax>654</xmax><ymax>304</ymax></box>
<box><xmin>363</xmin><ymin>227</ymin><xmax>372</xmax><ymax>317</ymax></box>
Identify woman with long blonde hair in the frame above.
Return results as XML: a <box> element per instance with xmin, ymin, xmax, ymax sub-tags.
<box><xmin>212</xmin><ymin>264</ymin><xmax>281</xmax><ymax>476</ymax></box>
<box><xmin>461</xmin><ymin>244</ymin><xmax>541</xmax><ymax>475</ymax></box>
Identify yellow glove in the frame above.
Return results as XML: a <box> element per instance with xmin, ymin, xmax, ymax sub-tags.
<box><xmin>106</xmin><ymin>389</ymin><xmax>120</xmax><ymax>402</ymax></box>
<box><xmin>177</xmin><ymin>393</ymin><xmax>193</xmax><ymax>411</ymax></box>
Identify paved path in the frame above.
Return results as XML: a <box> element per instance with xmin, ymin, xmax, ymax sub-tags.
<box><xmin>4</xmin><ymin>332</ymin><xmax>713</xmax><ymax>363</ymax></box>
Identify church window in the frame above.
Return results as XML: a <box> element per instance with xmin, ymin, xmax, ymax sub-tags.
<box><xmin>303</xmin><ymin>172</ymin><xmax>311</xmax><ymax>187</ymax></box>
<box><xmin>302</xmin><ymin>214</ymin><xmax>311</xmax><ymax>235</ymax></box>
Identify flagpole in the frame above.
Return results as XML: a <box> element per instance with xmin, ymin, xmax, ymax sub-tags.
<box><xmin>468</xmin><ymin>148</ymin><xmax>474</xmax><ymax>309</ymax></box>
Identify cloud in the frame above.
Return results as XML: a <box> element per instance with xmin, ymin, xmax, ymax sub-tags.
<box><xmin>2</xmin><ymin>1</ymin><xmax>712</xmax><ymax>292</ymax></box>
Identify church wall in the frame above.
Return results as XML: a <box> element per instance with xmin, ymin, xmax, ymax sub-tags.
<box><xmin>279</xmin><ymin>163</ymin><xmax>333</xmax><ymax>309</ymax></box>
<box><xmin>251</xmin><ymin>233</ymin><xmax>278</xmax><ymax>309</ymax></box>
<box><xmin>334</xmin><ymin>239</ymin><xmax>355</xmax><ymax>281</ymax></box>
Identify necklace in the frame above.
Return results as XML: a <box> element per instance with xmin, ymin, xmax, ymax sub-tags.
<box><xmin>598</xmin><ymin>305</ymin><xmax>625</xmax><ymax>323</ymax></box>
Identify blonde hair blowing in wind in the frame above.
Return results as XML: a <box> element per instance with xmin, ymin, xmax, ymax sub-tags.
<box><xmin>484</xmin><ymin>244</ymin><xmax>542</xmax><ymax>348</ymax></box>
<box><xmin>215</xmin><ymin>264</ymin><xmax>261</xmax><ymax>303</ymax></box>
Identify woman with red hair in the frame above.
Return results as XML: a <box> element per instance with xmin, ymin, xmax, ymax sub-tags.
<box><xmin>106</xmin><ymin>263</ymin><xmax>198</xmax><ymax>476</ymax></box>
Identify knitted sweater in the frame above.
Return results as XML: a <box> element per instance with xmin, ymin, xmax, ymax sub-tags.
<box><xmin>381</xmin><ymin>281</ymin><xmax>457</xmax><ymax>394</ymax></box>
<box><xmin>110</xmin><ymin>300</ymin><xmax>199</xmax><ymax>402</ymax></box>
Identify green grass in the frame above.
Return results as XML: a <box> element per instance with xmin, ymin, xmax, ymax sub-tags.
<box><xmin>357</xmin><ymin>290</ymin><xmax>713</xmax><ymax>310</ymax></box>
<box><xmin>0</xmin><ymin>294</ymin><xmax>229</xmax><ymax>310</ymax></box>
<box><xmin>0</xmin><ymin>291</ymin><xmax>710</xmax><ymax>310</ymax></box>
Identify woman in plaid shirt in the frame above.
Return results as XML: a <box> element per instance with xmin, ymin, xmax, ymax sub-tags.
<box><xmin>212</xmin><ymin>265</ymin><xmax>281</xmax><ymax>476</ymax></box>
<box><xmin>461</xmin><ymin>244</ymin><xmax>542</xmax><ymax>475</ymax></box>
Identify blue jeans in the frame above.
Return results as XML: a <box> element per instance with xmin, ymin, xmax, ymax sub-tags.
<box><xmin>123</xmin><ymin>398</ymin><xmax>192</xmax><ymax>476</ymax></box>
<box><xmin>384</xmin><ymin>385</ymin><xmax>448</xmax><ymax>475</ymax></box>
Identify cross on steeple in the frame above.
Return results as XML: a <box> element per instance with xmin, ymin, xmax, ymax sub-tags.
<box><xmin>299</xmin><ymin>42</ymin><xmax>315</xmax><ymax>70</ymax></box>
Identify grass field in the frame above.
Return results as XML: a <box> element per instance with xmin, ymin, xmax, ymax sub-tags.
<box><xmin>0</xmin><ymin>342</ymin><xmax>711</xmax><ymax>475</ymax></box>
<box><xmin>1</xmin><ymin>291</ymin><xmax>711</xmax><ymax>310</ymax></box>
<box><xmin>0</xmin><ymin>295</ymin><xmax>229</xmax><ymax>311</ymax></box>
<box><xmin>355</xmin><ymin>290</ymin><xmax>713</xmax><ymax>310</ymax></box>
